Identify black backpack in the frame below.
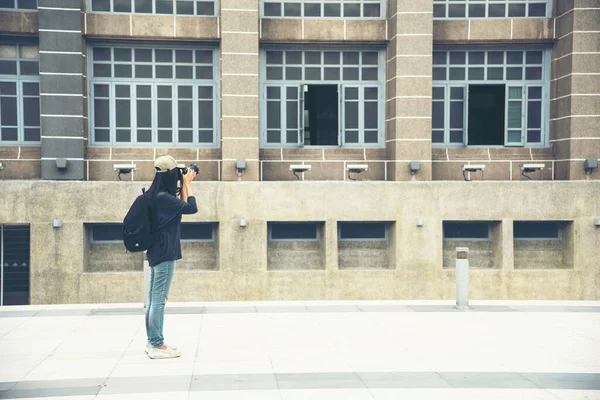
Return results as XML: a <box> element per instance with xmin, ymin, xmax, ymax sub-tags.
<box><xmin>122</xmin><ymin>188</ymin><xmax>158</xmax><ymax>252</ymax></box>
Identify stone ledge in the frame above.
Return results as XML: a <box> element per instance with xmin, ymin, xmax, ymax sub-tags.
<box><xmin>433</xmin><ymin>18</ymin><xmax>554</xmax><ymax>44</ymax></box>
<box><xmin>85</xmin><ymin>14</ymin><xmax>219</xmax><ymax>41</ymax></box>
<box><xmin>0</xmin><ymin>11</ymin><xmax>38</xmax><ymax>35</ymax></box>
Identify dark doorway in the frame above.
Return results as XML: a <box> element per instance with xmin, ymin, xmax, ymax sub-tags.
<box><xmin>1</xmin><ymin>225</ymin><xmax>30</xmax><ymax>306</ymax></box>
<box><xmin>304</xmin><ymin>85</ymin><xmax>339</xmax><ymax>146</ymax></box>
<box><xmin>468</xmin><ymin>84</ymin><xmax>505</xmax><ymax>146</ymax></box>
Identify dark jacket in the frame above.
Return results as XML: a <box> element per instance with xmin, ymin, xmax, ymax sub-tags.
<box><xmin>147</xmin><ymin>192</ymin><xmax>198</xmax><ymax>267</ymax></box>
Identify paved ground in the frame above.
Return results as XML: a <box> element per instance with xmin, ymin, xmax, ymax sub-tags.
<box><xmin>0</xmin><ymin>300</ymin><xmax>599</xmax><ymax>400</ymax></box>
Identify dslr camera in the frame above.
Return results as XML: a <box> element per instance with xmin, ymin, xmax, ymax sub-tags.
<box><xmin>180</xmin><ymin>163</ymin><xmax>199</xmax><ymax>175</ymax></box>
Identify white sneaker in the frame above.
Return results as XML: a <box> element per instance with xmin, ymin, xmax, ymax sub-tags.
<box><xmin>148</xmin><ymin>346</ymin><xmax>181</xmax><ymax>359</ymax></box>
<box><xmin>146</xmin><ymin>343</ymin><xmax>177</xmax><ymax>354</ymax></box>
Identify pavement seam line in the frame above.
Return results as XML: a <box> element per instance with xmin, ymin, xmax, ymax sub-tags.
<box><xmin>188</xmin><ymin>309</ymin><xmax>205</xmax><ymax>398</ymax></box>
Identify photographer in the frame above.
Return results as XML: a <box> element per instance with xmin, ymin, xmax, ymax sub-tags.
<box><xmin>144</xmin><ymin>155</ymin><xmax>198</xmax><ymax>359</ymax></box>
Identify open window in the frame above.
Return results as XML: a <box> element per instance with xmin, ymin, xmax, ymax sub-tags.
<box><xmin>301</xmin><ymin>84</ymin><xmax>340</xmax><ymax>146</ymax></box>
<box><xmin>432</xmin><ymin>49</ymin><xmax>548</xmax><ymax>147</ymax></box>
<box><xmin>262</xmin><ymin>49</ymin><xmax>384</xmax><ymax>148</ymax></box>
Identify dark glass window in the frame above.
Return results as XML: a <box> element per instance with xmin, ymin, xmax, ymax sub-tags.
<box><xmin>443</xmin><ymin>222</ymin><xmax>490</xmax><ymax>240</ymax></box>
<box><xmin>270</xmin><ymin>222</ymin><xmax>319</xmax><ymax>240</ymax></box>
<box><xmin>181</xmin><ymin>223</ymin><xmax>215</xmax><ymax>241</ymax></box>
<box><xmin>514</xmin><ymin>222</ymin><xmax>560</xmax><ymax>239</ymax></box>
<box><xmin>91</xmin><ymin>224</ymin><xmax>124</xmax><ymax>241</ymax></box>
<box><xmin>339</xmin><ymin>222</ymin><xmax>386</xmax><ymax>240</ymax></box>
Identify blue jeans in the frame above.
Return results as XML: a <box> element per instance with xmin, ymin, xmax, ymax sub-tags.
<box><xmin>145</xmin><ymin>260</ymin><xmax>175</xmax><ymax>348</ymax></box>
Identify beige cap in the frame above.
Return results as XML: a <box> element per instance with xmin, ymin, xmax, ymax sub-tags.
<box><xmin>154</xmin><ymin>155</ymin><xmax>178</xmax><ymax>173</ymax></box>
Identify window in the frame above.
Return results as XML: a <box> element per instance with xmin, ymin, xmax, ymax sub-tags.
<box><xmin>432</xmin><ymin>48</ymin><xmax>548</xmax><ymax>147</ymax></box>
<box><xmin>181</xmin><ymin>223</ymin><xmax>215</xmax><ymax>241</ymax></box>
<box><xmin>433</xmin><ymin>0</ymin><xmax>548</xmax><ymax>19</ymax></box>
<box><xmin>90</xmin><ymin>224</ymin><xmax>123</xmax><ymax>242</ymax></box>
<box><xmin>262</xmin><ymin>0</ymin><xmax>384</xmax><ymax>18</ymax></box>
<box><xmin>0</xmin><ymin>44</ymin><xmax>40</xmax><ymax>145</ymax></box>
<box><xmin>0</xmin><ymin>224</ymin><xmax>30</xmax><ymax>306</ymax></box>
<box><xmin>89</xmin><ymin>45</ymin><xmax>218</xmax><ymax>147</ymax></box>
<box><xmin>262</xmin><ymin>48</ymin><xmax>384</xmax><ymax>147</ymax></box>
<box><xmin>514</xmin><ymin>221</ymin><xmax>561</xmax><ymax>240</ymax></box>
<box><xmin>443</xmin><ymin>222</ymin><xmax>490</xmax><ymax>240</ymax></box>
<box><xmin>88</xmin><ymin>0</ymin><xmax>217</xmax><ymax>15</ymax></box>
<box><xmin>339</xmin><ymin>222</ymin><xmax>386</xmax><ymax>240</ymax></box>
<box><xmin>0</xmin><ymin>0</ymin><xmax>37</xmax><ymax>10</ymax></box>
<box><xmin>269</xmin><ymin>222</ymin><xmax>319</xmax><ymax>240</ymax></box>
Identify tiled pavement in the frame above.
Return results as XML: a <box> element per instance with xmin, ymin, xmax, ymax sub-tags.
<box><xmin>0</xmin><ymin>300</ymin><xmax>599</xmax><ymax>400</ymax></box>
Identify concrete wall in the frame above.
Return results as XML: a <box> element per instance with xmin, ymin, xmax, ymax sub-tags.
<box><xmin>1</xmin><ymin>180</ymin><xmax>599</xmax><ymax>304</ymax></box>
<box><xmin>339</xmin><ymin>241</ymin><xmax>390</xmax><ymax>270</ymax></box>
<box><xmin>0</xmin><ymin>0</ymin><xmax>598</xmax><ymax>183</ymax></box>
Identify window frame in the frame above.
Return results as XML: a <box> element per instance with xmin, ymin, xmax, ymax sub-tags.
<box><xmin>268</xmin><ymin>222</ymin><xmax>320</xmax><ymax>242</ymax></box>
<box><xmin>0</xmin><ymin>0</ymin><xmax>37</xmax><ymax>11</ymax></box>
<box><xmin>432</xmin><ymin>47</ymin><xmax>550</xmax><ymax>149</ymax></box>
<box><xmin>86</xmin><ymin>0</ymin><xmax>219</xmax><ymax>16</ymax></box>
<box><xmin>433</xmin><ymin>0</ymin><xmax>551</xmax><ymax>19</ymax></box>
<box><xmin>260</xmin><ymin>47</ymin><xmax>386</xmax><ymax>149</ymax></box>
<box><xmin>260</xmin><ymin>0</ymin><xmax>386</xmax><ymax>19</ymax></box>
<box><xmin>0</xmin><ymin>43</ymin><xmax>40</xmax><ymax>147</ymax></box>
<box><xmin>88</xmin><ymin>43</ymin><xmax>220</xmax><ymax>148</ymax></box>
<box><xmin>338</xmin><ymin>221</ymin><xmax>388</xmax><ymax>242</ymax></box>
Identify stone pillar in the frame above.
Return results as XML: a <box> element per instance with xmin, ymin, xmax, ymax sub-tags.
<box><xmin>219</xmin><ymin>0</ymin><xmax>260</xmax><ymax>181</ymax></box>
<box><xmin>38</xmin><ymin>0</ymin><xmax>85</xmax><ymax>180</ymax></box>
<box><xmin>386</xmin><ymin>0</ymin><xmax>433</xmax><ymax>181</ymax></box>
<box><xmin>552</xmin><ymin>3</ymin><xmax>600</xmax><ymax>180</ymax></box>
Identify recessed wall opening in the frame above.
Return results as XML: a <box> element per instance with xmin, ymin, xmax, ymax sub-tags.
<box><xmin>443</xmin><ymin>221</ymin><xmax>501</xmax><ymax>269</ymax></box>
<box><xmin>514</xmin><ymin>221</ymin><xmax>574</xmax><ymax>269</ymax></box>
<box><xmin>338</xmin><ymin>221</ymin><xmax>393</xmax><ymax>270</ymax></box>
<box><xmin>303</xmin><ymin>84</ymin><xmax>339</xmax><ymax>146</ymax></box>
<box><xmin>85</xmin><ymin>223</ymin><xmax>142</xmax><ymax>273</ymax></box>
<box><xmin>267</xmin><ymin>222</ymin><xmax>325</xmax><ymax>270</ymax></box>
<box><xmin>179</xmin><ymin>223</ymin><xmax>219</xmax><ymax>270</ymax></box>
<box><xmin>84</xmin><ymin>222</ymin><xmax>218</xmax><ymax>272</ymax></box>
<box><xmin>468</xmin><ymin>84</ymin><xmax>505</xmax><ymax>146</ymax></box>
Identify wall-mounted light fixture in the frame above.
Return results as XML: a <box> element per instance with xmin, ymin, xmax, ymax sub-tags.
<box><xmin>462</xmin><ymin>164</ymin><xmax>485</xmax><ymax>181</ymax></box>
<box><xmin>113</xmin><ymin>164</ymin><xmax>136</xmax><ymax>181</ymax></box>
<box><xmin>236</xmin><ymin>159</ymin><xmax>246</xmax><ymax>177</ymax></box>
<box><xmin>409</xmin><ymin>161</ymin><xmax>421</xmax><ymax>176</ymax></box>
<box><xmin>594</xmin><ymin>217</ymin><xmax>600</xmax><ymax>227</ymax></box>
<box><xmin>0</xmin><ymin>162</ymin><xmax>5</xmax><ymax>170</ymax></box>
<box><xmin>290</xmin><ymin>165</ymin><xmax>311</xmax><ymax>180</ymax></box>
<box><xmin>584</xmin><ymin>159</ymin><xmax>598</xmax><ymax>175</ymax></box>
<box><xmin>521</xmin><ymin>163</ymin><xmax>545</xmax><ymax>180</ymax></box>
<box><xmin>416</xmin><ymin>218</ymin><xmax>424</xmax><ymax>227</ymax></box>
<box><xmin>346</xmin><ymin>164</ymin><xmax>368</xmax><ymax>180</ymax></box>
<box><xmin>56</xmin><ymin>158</ymin><xmax>68</xmax><ymax>170</ymax></box>
<box><xmin>52</xmin><ymin>219</ymin><xmax>62</xmax><ymax>228</ymax></box>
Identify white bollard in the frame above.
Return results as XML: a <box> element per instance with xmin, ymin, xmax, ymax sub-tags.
<box><xmin>143</xmin><ymin>259</ymin><xmax>150</xmax><ymax>308</ymax></box>
<box><xmin>455</xmin><ymin>247</ymin><xmax>470</xmax><ymax>310</ymax></box>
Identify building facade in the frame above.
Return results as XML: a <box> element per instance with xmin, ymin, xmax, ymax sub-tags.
<box><xmin>0</xmin><ymin>0</ymin><xmax>599</xmax><ymax>305</ymax></box>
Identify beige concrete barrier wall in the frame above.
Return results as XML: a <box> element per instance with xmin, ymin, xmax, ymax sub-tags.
<box><xmin>0</xmin><ymin>181</ymin><xmax>598</xmax><ymax>303</ymax></box>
